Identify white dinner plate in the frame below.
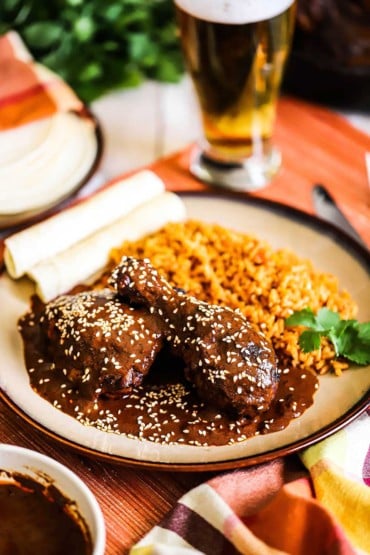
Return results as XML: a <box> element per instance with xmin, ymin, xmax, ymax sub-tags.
<box><xmin>0</xmin><ymin>192</ymin><xmax>369</xmax><ymax>471</ymax></box>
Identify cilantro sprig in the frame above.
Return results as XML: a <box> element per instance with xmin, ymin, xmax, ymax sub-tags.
<box><xmin>285</xmin><ymin>308</ymin><xmax>370</xmax><ymax>365</ymax></box>
<box><xmin>0</xmin><ymin>0</ymin><xmax>184</xmax><ymax>102</ymax></box>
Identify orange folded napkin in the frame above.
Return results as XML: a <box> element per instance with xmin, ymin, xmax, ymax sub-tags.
<box><xmin>0</xmin><ymin>30</ymin><xmax>83</xmax><ymax>130</ymax></box>
<box><xmin>131</xmin><ymin>412</ymin><xmax>369</xmax><ymax>555</ymax></box>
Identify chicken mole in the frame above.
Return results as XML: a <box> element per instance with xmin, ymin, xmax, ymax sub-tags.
<box><xmin>18</xmin><ymin>258</ymin><xmax>318</xmax><ymax>446</ymax></box>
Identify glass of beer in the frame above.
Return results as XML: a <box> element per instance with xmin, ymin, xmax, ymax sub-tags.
<box><xmin>174</xmin><ymin>0</ymin><xmax>296</xmax><ymax>191</ymax></box>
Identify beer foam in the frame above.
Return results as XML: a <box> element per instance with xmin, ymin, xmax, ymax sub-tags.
<box><xmin>175</xmin><ymin>0</ymin><xmax>294</xmax><ymax>24</ymax></box>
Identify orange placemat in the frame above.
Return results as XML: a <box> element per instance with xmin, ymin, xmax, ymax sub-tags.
<box><xmin>152</xmin><ymin>96</ymin><xmax>370</xmax><ymax>247</ymax></box>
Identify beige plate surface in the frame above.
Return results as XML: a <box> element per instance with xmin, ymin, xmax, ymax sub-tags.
<box><xmin>0</xmin><ymin>192</ymin><xmax>369</xmax><ymax>471</ymax></box>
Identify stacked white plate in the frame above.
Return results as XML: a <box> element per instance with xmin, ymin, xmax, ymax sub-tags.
<box><xmin>0</xmin><ymin>110</ymin><xmax>101</xmax><ymax>228</ymax></box>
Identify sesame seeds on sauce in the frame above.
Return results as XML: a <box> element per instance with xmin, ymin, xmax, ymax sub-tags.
<box><xmin>18</xmin><ymin>288</ymin><xmax>319</xmax><ymax>447</ymax></box>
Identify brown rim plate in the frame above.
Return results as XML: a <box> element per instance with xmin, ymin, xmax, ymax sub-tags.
<box><xmin>0</xmin><ymin>192</ymin><xmax>369</xmax><ymax>471</ymax></box>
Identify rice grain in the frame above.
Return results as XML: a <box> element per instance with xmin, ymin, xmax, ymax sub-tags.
<box><xmin>107</xmin><ymin>220</ymin><xmax>357</xmax><ymax>376</ymax></box>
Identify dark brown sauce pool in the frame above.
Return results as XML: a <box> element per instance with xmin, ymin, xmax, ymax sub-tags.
<box><xmin>0</xmin><ymin>472</ymin><xmax>92</xmax><ymax>555</ymax></box>
<box><xmin>19</xmin><ymin>301</ymin><xmax>318</xmax><ymax>447</ymax></box>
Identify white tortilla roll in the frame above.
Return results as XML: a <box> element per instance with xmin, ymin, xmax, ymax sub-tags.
<box><xmin>28</xmin><ymin>192</ymin><xmax>187</xmax><ymax>302</ymax></box>
<box><xmin>4</xmin><ymin>170</ymin><xmax>165</xmax><ymax>278</ymax></box>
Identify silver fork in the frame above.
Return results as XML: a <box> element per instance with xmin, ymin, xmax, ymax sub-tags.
<box><xmin>312</xmin><ymin>184</ymin><xmax>368</xmax><ymax>249</ymax></box>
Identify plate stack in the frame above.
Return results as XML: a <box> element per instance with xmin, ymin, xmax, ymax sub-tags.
<box><xmin>0</xmin><ymin>32</ymin><xmax>102</xmax><ymax>229</ymax></box>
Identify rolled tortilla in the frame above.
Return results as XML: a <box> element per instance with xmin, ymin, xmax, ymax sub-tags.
<box><xmin>28</xmin><ymin>192</ymin><xmax>187</xmax><ymax>301</ymax></box>
<box><xmin>4</xmin><ymin>170</ymin><xmax>164</xmax><ymax>278</ymax></box>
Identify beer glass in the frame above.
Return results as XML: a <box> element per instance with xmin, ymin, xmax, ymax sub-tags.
<box><xmin>174</xmin><ymin>0</ymin><xmax>296</xmax><ymax>191</ymax></box>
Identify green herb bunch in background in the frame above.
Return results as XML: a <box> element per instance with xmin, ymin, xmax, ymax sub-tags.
<box><xmin>0</xmin><ymin>0</ymin><xmax>184</xmax><ymax>102</ymax></box>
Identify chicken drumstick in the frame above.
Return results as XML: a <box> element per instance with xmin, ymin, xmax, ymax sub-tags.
<box><xmin>110</xmin><ymin>257</ymin><xmax>280</xmax><ymax>418</ymax></box>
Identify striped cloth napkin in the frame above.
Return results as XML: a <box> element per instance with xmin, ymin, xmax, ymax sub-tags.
<box><xmin>0</xmin><ymin>30</ymin><xmax>82</xmax><ymax>131</ymax></box>
<box><xmin>131</xmin><ymin>412</ymin><xmax>370</xmax><ymax>555</ymax></box>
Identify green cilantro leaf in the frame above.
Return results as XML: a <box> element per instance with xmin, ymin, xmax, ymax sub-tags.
<box><xmin>316</xmin><ymin>307</ymin><xmax>341</xmax><ymax>330</ymax></box>
<box><xmin>285</xmin><ymin>308</ymin><xmax>370</xmax><ymax>366</ymax></box>
<box><xmin>337</xmin><ymin>322</ymin><xmax>370</xmax><ymax>365</ymax></box>
<box><xmin>358</xmin><ymin>322</ymin><xmax>370</xmax><ymax>342</ymax></box>
<box><xmin>329</xmin><ymin>319</ymin><xmax>357</xmax><ymax>356</ymax></box>
<box><xmin>298</xmin><ymin>330</ymin><xmax>323</xmax><ymax>353</ymax></box>
<box><xmin>0</xmin><ymin>1</ymin><xmax>185</xmax><ymax>102</ymax></box>
<box><xmin>285</xmin><ymin>308</ymin><xmax>317</xmax><ymax>328</ymax></box>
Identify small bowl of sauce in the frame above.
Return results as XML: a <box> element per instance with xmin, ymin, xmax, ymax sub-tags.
<box><xmin>0</xmin><ymin>443</ymin><xmax>105</xmax><ymax>555</ymax></box>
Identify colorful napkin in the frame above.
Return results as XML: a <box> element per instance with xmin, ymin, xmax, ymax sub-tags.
<box><xmin>301</xmin><ymin>412</ymin><xmax>370</xmax><ymax>554</ymax></box>
<box><xmin>0</xmin><ymin>30</ymin><xmax>82</xmax><ymax>131</ymax></box>
<box><xmin>130</xmin><ymin>412</ymin><xmax>369</xmax><ymax>555</ymax></box>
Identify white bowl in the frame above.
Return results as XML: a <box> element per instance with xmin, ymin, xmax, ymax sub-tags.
<box><xmin>0</xmin><ymin>443</ymin><xmax>105</xmax><ymax>554</ymax></box>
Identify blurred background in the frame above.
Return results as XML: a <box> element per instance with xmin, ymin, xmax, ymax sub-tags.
<box><xmin>285</xmin><ymin>0</ymin><xmax>370</xmax><ymax>110</ymax></box>
<box><xmin>1</xmin><ymin>0</ymin><xmax>370</xmax><ymax>108</ymax></box>
<box><xmin>0</xmin><ymin>0</ymin><xmax>184</xmax><ymax>103</ymax></box>
<box><xmin>1</xmin><ymin>0</ymin><xmax>369</xmax><ymax>177</ymax></box>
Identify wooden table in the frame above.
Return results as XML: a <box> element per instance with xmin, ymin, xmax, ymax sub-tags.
<box><xmin>0</xmin><ymin>97</ymin><xmax>369</xmax><ymax>554</ymax></box>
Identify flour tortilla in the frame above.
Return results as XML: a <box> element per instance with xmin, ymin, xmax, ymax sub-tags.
<box><xmin>4</xmin><ymin>170</ymin><xmax>165</xmax><ymax>278</ymax></box>
<box><xmin>28</xmin><ymin>192</ymin><xmax>187</xmax><ymax>301</ymax></box>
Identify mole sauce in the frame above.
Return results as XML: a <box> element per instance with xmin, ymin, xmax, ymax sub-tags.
<box><xmin>19</xmin><ymin>298</ymin><xmax>318</xmax><ymax>447</ymax></box>
<box><xmin>0</xmin><ymin>472</ymin><xmax>92</xmax><ymax>555</ymax></box>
